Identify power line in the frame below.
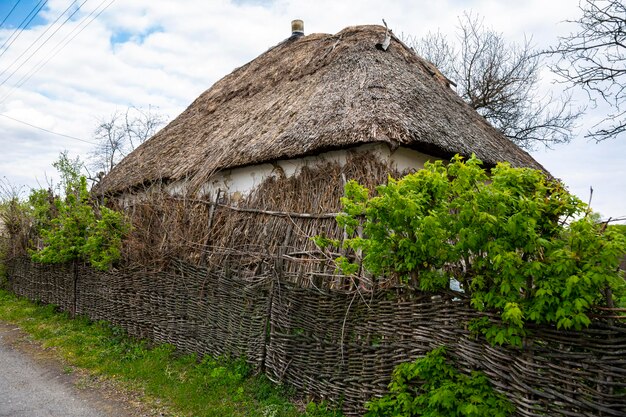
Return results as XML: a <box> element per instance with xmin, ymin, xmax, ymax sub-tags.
<box><xmin>0</xmin><ymin>113</ymin><xmax>96</xmax><ymax>144</ymax></box>
<box><xmin>603</xmin><ymin>216</ymin><xmax>626</xmax><ymax>224</ymax></box>
<box><xmin>0</xmin><ymin>0</ymin><xmax>115</xmax><ymax>104</ymax></box>
<box><xmin>0</xmin><ymin>0</ymin><xmax>47</xmax><ymax>61</ymax></box>
<box><xmin>0</xmin><ymin>0</ymin><xmax>87</xmax><ymax>89</ymax></box>
<box><xmin>0</xmin><ymin>0</ymin><xmax>80</xmax><ymax>81</ymax></box>
<box><xmin>0</xmin><ymin>0</ymin><xmax>22</xmax><ymax>28</ymax></box>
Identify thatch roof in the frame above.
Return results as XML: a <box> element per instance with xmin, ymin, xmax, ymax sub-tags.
<box><xmin>97</xmin><ymin>25</ymin><xmax>545</xmax><ymax>195</ymax></box>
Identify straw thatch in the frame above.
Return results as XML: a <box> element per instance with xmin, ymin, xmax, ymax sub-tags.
<box><xmin>96</xmin><ymin>24</ymin><xmax>544</xmax><ymax>195</ymax></box>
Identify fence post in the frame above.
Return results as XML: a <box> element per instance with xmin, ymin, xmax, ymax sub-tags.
<box><xmin>276</xmin><ymin>224</ymin><xmax>292</xmax><ymax>281</ymax></box>
<box><xmin>200</xmin><ymin>189</ymin><xmax>221</xmax><ymax>265</ymax></box>
<box><xmin>71</xmin><ymin>260</ymin><xmax>78</xmax><ymax>317</ymax></box>
<box><xmin>260</xmin><ymin>277</ymin><xmax>274</xmax><ymax>373</ymax></box>
<box><xmin>260</xmin><ymin>223</ymin><xmax>292</xmax><ymax>373</ymax></box>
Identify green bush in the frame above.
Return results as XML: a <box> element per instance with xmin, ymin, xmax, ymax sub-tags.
<box><xmin>317</xmin><ymin>155</ymin><xmax>626</xmax><ymax>346</ymax></box>
<box><xmin>365</xmin><ymin>346</ymin><xmax>513</xmax><ymax>417</ymax></box>
<box><xmin>27</xmin><ymin>153</ymin><xmax>129</xmax><ymax>271</ymax></box>
<box><xmin>32</xmin><ymin>176</ymin><xmax>95</xmax><ymax>264</ymax></box>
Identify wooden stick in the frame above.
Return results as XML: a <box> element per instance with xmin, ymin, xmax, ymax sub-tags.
<box><xmin>164</xmin><ymin>196</ymin><xmax>339</xmax><ymax>219</ymax></box>
<box><xmin>218</xmin><ymin>204</ymin><xmax>340</xmax><ymax>219</ymax></box>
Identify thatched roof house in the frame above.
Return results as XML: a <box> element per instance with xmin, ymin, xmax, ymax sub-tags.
<box><xmin>101</xmin><ymin>23</ymin><xmax>547</xmax><ymax>274</ymax></box>
<box><xmin>97</xmin><ymin>24</ymin><xmax>543</xmax><ymax>198</ymax></box>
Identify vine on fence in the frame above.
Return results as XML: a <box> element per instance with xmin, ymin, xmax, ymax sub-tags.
<box><xmin>365</xmin><ymin>346</ymin><xmax>513</xmax><ymax>417</ymax></box>
<box><xmin>315</xmin><ymin>155</ymin><xmax>626</xmax><ymax>346</ymax></box>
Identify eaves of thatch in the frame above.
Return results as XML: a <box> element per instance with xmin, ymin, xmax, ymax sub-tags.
<box><xmin>96</xmin><ymin>25</ymin><xmax>545</xmax><ymax>195</ymax></box>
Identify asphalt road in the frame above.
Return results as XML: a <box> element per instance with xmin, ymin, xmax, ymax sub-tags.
<box><xmin>0</xmin><ymin>323</ymin><xmax>135</xmax><ymax>417</ymax></box>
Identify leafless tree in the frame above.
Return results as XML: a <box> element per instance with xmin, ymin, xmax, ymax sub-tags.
<box><xmin>91</xmin><ymin>113</ymin><xmax>126</xmax><ymax>175</ymax></box>
<box><xmin>89</xmin><ymin>106</ymin><xmax>166</xmax><ymax>176</ymax></box>
<box><xmin>407</xmin><ymin>13</ymin><xmax>582</xmax><ymax>150</ymax></box>
<box><xmin>548</xmin><ymin>0</ymin><xmax>626</xmax><ymax>141</ymax></box>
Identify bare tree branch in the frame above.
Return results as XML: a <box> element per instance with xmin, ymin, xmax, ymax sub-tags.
<box><xmin>408</xmin><ymin>12</ymin><xmax>582</xmax><ymax>150</ymax></box>
<box><xmin>89</xmin><ymin>106</ymin><xmax>167</xmax><ymax>177</ymax></box>
<box><xmin>548</xmin><ymin>0</ymin><xmax>626</xmax><ymax>141</ymax></box>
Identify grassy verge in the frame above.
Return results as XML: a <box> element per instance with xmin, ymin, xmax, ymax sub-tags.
<box><xmin>0</xmin><ymin>289</ymin><xmax>342</xmax><ymax>417</ymax></box>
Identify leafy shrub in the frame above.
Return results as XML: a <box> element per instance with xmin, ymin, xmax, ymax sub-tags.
<box><xmin>32</xmin><ymin>176</ymin><xmax>95</xmax><ymax>264</ymax></box>
<box><xmin>305</xmin><ymin>401</ymin><xmax>343</xmax><ymax>417</ymax></box>
<box><xmin>365</xmin><ymin>346</ymin><xmax>513</xmax><ymax>417</ymax></box>
<box><xmin>27</xmin><ymin>153</ymin><xmax>129</xmax><ymax>271</ymax></box>
<box><xmin>83</xmin><ymin>206</ymin><xmax>129</xmax><ymax>270</ymax></box>
<box><xmin>317</xmin><ymin>155</ymin><xmax>626</xmax><ymax>346</ymax></box>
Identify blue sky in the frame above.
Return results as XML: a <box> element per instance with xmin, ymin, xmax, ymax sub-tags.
<box><xmin>1</xmin><ymin>1</ymin><xmax>52</xmax><ymax>29</ymax></box>
<box><xmin>0</xmin><ymin>1</ymin><xmax>141</xmax><ymax>47</ymax></box>
<box><xmin>0</xmin><ymin>0</ymin><xmax>623</xmax><ymax>221</ymax></box>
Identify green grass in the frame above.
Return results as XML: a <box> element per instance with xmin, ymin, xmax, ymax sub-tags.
<box><xmin>0</xmin><ymin>289</ymin><xmax>342</xmax><ymax>417</ymax></box>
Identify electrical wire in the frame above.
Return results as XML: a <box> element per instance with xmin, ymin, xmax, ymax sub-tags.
<box><xmin>0</xmin><ymin>0</ymin><xmax>81</xmax><ymax>81</ymax></box>
<box><xmin>0</xmin><ymin>0</ymin><xmax>22</xmax><ymax>29</ymax></box>
<box><xmin>0</xmin><ymin>0</ymin><xmax>47</xmax><ymax>61</ymax></box>
<box><xmin>0</xmin><ymin>113</ymin><xmax>96</xmax><ymax>144</ymax></box>
<box><xmin>0</xmin><ymin>0</ymin><xmax>115</xmax><ymax>104</ymax></box>
<box><xmin>0</xmin><ymin>0</ymin><xmax>88</xmax><ymax>89</ymax></box>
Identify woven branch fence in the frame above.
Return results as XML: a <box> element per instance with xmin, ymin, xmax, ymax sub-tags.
<box><xmin>6</xmin><ymin>256</ymin><xmax>626</xmax><ymax>416</ymax></box>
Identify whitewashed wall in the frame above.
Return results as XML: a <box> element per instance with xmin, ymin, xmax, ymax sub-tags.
<box><xmin>165</xmin><ymin>143</ymin><xmax>435</xmax><ymax>201</ymax></box>
<box><xmin>117</xmin><ymin>143</ymin><xmax>438</xmax><ymax>207</ymax></box>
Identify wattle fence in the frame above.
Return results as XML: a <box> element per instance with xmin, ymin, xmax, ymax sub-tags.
<box><xmin>5</xmin><ymin>257</ymin><xmax>626</xmax><ymax>416</ymax></box>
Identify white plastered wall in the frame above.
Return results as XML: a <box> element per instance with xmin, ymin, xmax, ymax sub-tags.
<box><xmin>116</xmin><ymin>143</ymin><xmax>438</xmax><ymax>208</ymax></box>
<box><xmin>164</xmin><ymin>143</ymin><xmax>436</xmax><ymax>201</ymax></box>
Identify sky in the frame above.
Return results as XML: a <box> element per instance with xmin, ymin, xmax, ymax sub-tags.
<box><xmin>0</xmin><ymin>0</ymin><xmax>624</xmax><ymax>222</ymax></box>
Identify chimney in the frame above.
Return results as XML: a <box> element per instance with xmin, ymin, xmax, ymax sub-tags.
<box><xmin>291</xmin><ymin>19</ymin><xmax>304</xmax><ymax>37</ymax></box>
